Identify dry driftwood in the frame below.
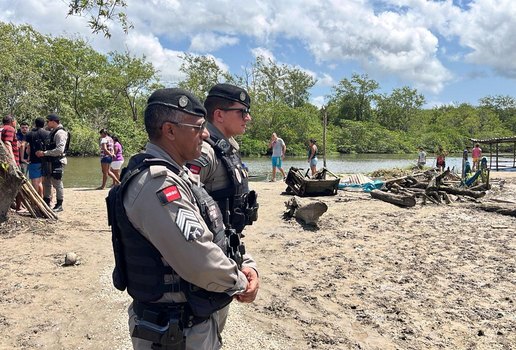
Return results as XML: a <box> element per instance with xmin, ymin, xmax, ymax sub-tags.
<box><xmin>284</xmin><ymin>196</ymin><xmax>328</xmax><ymax>224</ymax></box>
<box><xmin>437</xmin><ymin>186</ymin><xmax>486</xmax><ymax>199</ymax></box>
<box><xmin>478</xmin><ymin>203</ymin><xmax>516</xmax><ymax>217</ymax></box>
<box><xmin>370</xmin><ymin>189</ymin><xmax>416</xmax><ymax>207</ymax></box>
<box><xmin>427</xmin><ymin>169</ymin><xmax>450</xmax><ymax>189</ymax></box>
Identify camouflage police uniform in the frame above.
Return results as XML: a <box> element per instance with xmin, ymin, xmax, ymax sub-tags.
<box><xmin>109</xmin><ymin>88</ymin><xmax>258</xmax><ymax>350</ymax></box>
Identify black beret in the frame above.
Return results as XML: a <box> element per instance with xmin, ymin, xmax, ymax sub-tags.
<box><xmin>206</xmin><ymin>83</ymin><xmax>251</xmax><ymax>108</ymax></box>
<box><xmin>146</xmin><ymin>88</ymin><xmax>206</xmax><ymax>118</ymax></box>
<box><xmin>47</xmin><ymin>114</ymin><xmax>60</xmax><ymax>122</ymax></box>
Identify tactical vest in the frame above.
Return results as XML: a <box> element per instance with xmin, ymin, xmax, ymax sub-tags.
<box><xmin>107</xmin><ymin>153</ymin><xmax>232</xmax><ymax>317</ymax></box>
<box><xmin>45</xmin><ymin>126</ymin><xmax>71</xmax><ymax>158</ymax></box>
<box><xmin>207</xmin><ymin>136</ymin><xmax>258</xmax><ymax>233</ymax></box>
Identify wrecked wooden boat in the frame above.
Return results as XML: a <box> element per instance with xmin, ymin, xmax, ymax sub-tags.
<box><xmin>285</xmin><ymin>167</ymin><xmax>340</xmax><ymax>197</ymax></box>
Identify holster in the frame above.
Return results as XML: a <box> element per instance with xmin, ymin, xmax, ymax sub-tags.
<box><xmin>51</xmin><ymin>160</ymin><xmax>63</xmax><ymax>180</ymax></box>
<box><xmin>225</xmin><ymin>228</ymin><xmax>245</xmax><ymax>268</ymax></box>
<box><xmin>132</xmin><ymin>302</ymin><xmax>186</xmax><ymax>350</ymax></box>
<box><xmin>245</xmin><ymin>190</ymin><xmax>259</xmax><ymax>225</ymax></box>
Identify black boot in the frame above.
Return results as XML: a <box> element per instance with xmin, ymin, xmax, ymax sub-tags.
<box><xmin>53</xmin><ymin>200</ymin><xmax>63</xmax><ymax>212</ymax></box>
<box><xmin>43</xmin><ymin>197</ymin><xmax>51</xmax><ymax>206</ymax></box>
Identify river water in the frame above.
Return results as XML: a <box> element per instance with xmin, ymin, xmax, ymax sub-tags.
<box><xmin>63</xmin><ymin>153</ymin><xmax>468</xmax><ymax>188</ymax></box>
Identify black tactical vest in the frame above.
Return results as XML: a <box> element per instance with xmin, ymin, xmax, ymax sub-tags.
<box><xmin>207</xmin><ymin>136</ymin><xmax>258</xmax><ymax>233</ymax></box>
<box><xmin>107</xmin><ymin>153</ymin><xmax>232</xmax><ymax>317</ymax></box>
<box><xmin>45</xmin><ymin>126</ymin><xmax>71</xmax><ymax>158</ymax></box>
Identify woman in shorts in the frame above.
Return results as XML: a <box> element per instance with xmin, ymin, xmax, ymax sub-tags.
<box><xmin>97</xmin><ymin>129</ymin><xmax>120</xmax><ymax>189</ymax></box>
<box><xmin>110</xmin><ymin>135</ymin><xmax>124</xmax><ymax>183</ymax></box>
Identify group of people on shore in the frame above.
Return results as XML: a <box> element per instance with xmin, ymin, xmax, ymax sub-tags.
<box><xmin>2</xmin><ymin>114</ymin><xmax>69</xmax><ymax>212</ymax></box>
<box><xmin>417</xmin><ymin>143</ymin><xmax>483</xmax><ymax>176</ymax></box>
<box><xmin>268</xmin><ymin>133</ymin><xmax>319</xmax><ymax>182</ymax></box>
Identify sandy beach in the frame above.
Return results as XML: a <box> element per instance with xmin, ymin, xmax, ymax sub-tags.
<box><xmin>0</xmin><ymin>171</ymin><xmax>515</xmax><ymax>349</ymax></box>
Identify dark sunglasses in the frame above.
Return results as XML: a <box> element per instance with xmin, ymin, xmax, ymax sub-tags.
<box><xmin>219</xmin><ymin>107</ymin><xmax>251</xmax><ymax>118</ymax></box>
<box><xmin>168</xmin><ymin>120</ymin><xmax>207</xmax><ymax>132</ymax></box>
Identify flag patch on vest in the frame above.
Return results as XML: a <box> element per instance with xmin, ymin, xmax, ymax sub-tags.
<box><xmin>188</xmin><ymin>164</ymin><xmax>201</xmax><ymax>174</ymax></box>
<box><xmin>157</xmin><ymin>185</ymin><xmax>181</xmax><ymax>204</ymax></box>
<box><xmin>176</xmin><ymin>209</ymin><xmax>204</xmax><ymax>241</ymax></box>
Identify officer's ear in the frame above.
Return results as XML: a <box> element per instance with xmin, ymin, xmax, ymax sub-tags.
<box><xmin>213</xmin><ymin>109</ymin><xmax>225</xmax><ymax>123</ymax></box>
<box><xmin>162</xmin><ymin>121</ymin><xmax>175</xmax><ymax>140</ymax></box>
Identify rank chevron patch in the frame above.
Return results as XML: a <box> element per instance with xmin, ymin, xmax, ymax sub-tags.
<box><xmin>176</xmin><ymin>208</ymin><xmax>204</xmax><ymax>241</ymax></box>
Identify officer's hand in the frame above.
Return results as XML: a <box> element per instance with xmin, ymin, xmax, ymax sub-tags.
<box><xmin>36</xmin><ymin>151</ymin><xmax>44</xmax><ymax>158</ymax></box>
<box><xmin>235</xmin><ymin>267</ymin><xmax>259</xmax><ymax>303</ymax></box>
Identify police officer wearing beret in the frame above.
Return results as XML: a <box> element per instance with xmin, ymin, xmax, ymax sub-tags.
<box><xmin>186</xmin><ymin>84</ymin><xmax>258</xmax><ymax>233</ymax></box>
<box><xmin>186</xmin><ymin>84</ymin><xmax>260</xmax><ymax>332</ymax></box>
<box><xmin>107</xmin><ymin>88</ymin><xmax>259</xmax><ymax>350</ymax></box>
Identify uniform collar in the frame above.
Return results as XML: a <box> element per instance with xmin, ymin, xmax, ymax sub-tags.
<box><xmin>144</xmin><ymin>142</ymin><xmax>186</xmax><ymax>174</ymax></box>
<box><xmin>206</xmin><ymin>122</ymin><xmax>239</xmax><ymax>151</ymax></box>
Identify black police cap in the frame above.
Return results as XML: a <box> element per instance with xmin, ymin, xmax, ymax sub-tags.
<box><xmin>46</xmin><ymin>114</ymin><xmax>60</xmax><ymax>122</ymax></box>
<box><xmin>206</xmin><ymin>83</ymin><xmax>251</xmax><ymax>108</ymax></box>
<box><xmin>146</xmin><ymin>88</ymin><xmax>206</xmax><ymax>118</ymax></box>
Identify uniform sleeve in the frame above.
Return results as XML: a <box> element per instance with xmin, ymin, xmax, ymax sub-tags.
<box><xmin>124</xmin><ymin>165</ymin><xmax>248</xmax><ymax>295</ymax></box>
<box><xmin>242</xmin><ymin>253</ymin><xmax>258</xmax><ymax>273</ymax></box>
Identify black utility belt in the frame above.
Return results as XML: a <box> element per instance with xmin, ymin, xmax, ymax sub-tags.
<box><xmin>133</xmin><ymin>300</ymin><xmax>210</xmax><ymax>329</ymax></box>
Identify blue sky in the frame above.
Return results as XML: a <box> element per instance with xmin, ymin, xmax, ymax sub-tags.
<box><xmin>1</xmin><ymin>0</ymin><xmax>515</xmax><ymax>108</ymax></box>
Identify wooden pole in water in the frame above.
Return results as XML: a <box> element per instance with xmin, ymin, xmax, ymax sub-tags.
<box><xmin>323</xmin><ymin>107</ymin><xmax>327</xmax><ymax>168</ymax></box>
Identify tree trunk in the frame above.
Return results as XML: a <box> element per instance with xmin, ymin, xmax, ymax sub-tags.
<box><xmin>0</xmin><ymin>140</ymin><xmax>23</xmax><ymax>223</ymax></box>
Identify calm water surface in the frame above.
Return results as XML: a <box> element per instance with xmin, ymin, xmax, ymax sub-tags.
<box><xmin>64</xmin><ymin>154</ymin><xmax>467</xmax><ymax>188</ymax></box>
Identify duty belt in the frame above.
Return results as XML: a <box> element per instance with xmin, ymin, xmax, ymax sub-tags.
<box><xmin>133</xmin><ymin>300</ymin><xmax>210</xmax><ymax>329</ymax></box>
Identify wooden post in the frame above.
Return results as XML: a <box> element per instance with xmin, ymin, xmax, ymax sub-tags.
<box><xmin>496</xmin><ymin>142</ymin><xmax>499</xmax><ymax>170</ymax></box>
<box><xmin>322</xmin><ymin>107</ymin><xmax>327</xmax><ymax>168</ymax></box>
<box><xmin>489</xmin><ymin>143</ymin><xmax>492</xmax><ymax>169</ymax></box>
<box><xmin>513</xmin><ymin>141</ymin><xmax>515</xmax><ymax>168</ymax></box>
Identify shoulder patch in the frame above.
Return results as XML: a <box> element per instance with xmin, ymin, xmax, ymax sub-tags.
<box><xmin>197</xmin><ymin>154</ymin><xmax>210</xmax><ymax>167</ymax></box>
<box><xmin>157</xmin><ymin>185</ymin><xmax>181</xmax><ymax>204</ymax></box>
<box><xmin>188</xmin><ymin>164</ymin><xmax>201</xmax><ymax>174</ymax></box>
<box><xmin>149</xmin><ymin>165</ymin><xmax>169</xmax><ymax>178</ymax></box>
<box><xmin>176</xmin><ymin>208</ymin><xmax>204</xmax><ymax>241</ymax></box>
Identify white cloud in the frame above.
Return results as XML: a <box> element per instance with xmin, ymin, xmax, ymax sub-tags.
<box><xmin>251</xmin><ymin>47</ymin><xmax>276</xmax><ymax>62</ymax></box>
<box><xmin>189</xmin><ymin>32</ymin><xmax>239</xmax><ymax>53</ymax></box>
<box><xmin>1</xmin><ymin>0</ymin><xmax>514</xmax><ymax>100</ymax></box>
<box><xmin>124</xmin><ymin>32</ymin><xmax>185</xmax><ymax>85</ymax></box>
<box><xmin>316</xmin><ymin>73</ymin><xmax>335</xmax><ymax>87</ymax></box>
<box><xmin>311</xmin><ymin>95</ymin><xmax>326</xmax><ymax>108</ymax></box>
<box><xmin>449</xmin><ymin>0</ymin><xmax>516</xmax><ymax>78</ymax></box>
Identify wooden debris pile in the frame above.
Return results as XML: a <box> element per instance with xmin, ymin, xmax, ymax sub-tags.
<box><xmin>370</xmin><ymin>169</ymin><xmax>488</xmax><ymax>208</ymax></box>
<box><xmin>17</xmin><ymin>173</ymin><xmax>58</xmax><ymax>220</ymax></box>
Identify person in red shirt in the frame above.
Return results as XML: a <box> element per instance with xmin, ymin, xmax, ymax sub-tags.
<box><xmin>1</xmin><ymin>115</ymin><xmax>20</xmax><ymax>166</ymax></box>
<box><xmin>2</xmin><ymin>115</ymin><xmax>24</xmax><ymax>211</ymax></box>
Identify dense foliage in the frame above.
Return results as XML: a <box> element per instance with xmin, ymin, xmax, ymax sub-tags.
<box><xmin>1</xmin><ymin>23</ymin><xmax>515</xmax><ymax>158</ymax></box>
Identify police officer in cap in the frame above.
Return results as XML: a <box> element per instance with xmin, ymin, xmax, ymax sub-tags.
<box><xmin>186</xmin><ymin>83</ymin><xmax>258</xmax><ymax>233</ymax></box>
<box><xmin>186</xmin><ymin>84</ymin><xmax>259</xmax><ymax>332</ymax></box>
<box><xmin>110</xmin><ymin>88</ymin><xmax>259</xmax><ymax>350</ymax></box>
<box><xmin>36</xmin><ymin>114</ymin><xmax>69</xmax><ymax>212</ymax></box>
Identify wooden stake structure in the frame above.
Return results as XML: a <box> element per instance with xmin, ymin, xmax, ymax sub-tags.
<box><xmin>17</xmin><ymin>169</ymin><xmax>58</xmax><ymax>220</ymax></box>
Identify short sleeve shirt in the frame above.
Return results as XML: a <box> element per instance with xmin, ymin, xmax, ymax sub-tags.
<box><xmin>1</xmin><ymin>125</ymin><xmax>19</xmax><ymax>165</ymax></box>
<box><xmin>271</xmin><ymin>138</ymin><xmax>285</xmax><ymax>157</ymax></box>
